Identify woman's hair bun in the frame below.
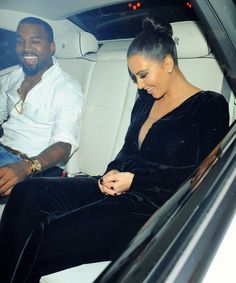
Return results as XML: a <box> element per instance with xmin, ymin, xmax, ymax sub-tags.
<box><xmin>142</xmin><ymin>16</ymin><xmax>173</xmax><ymax>38</ymax></box>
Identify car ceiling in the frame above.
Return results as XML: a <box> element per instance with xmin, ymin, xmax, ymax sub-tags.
<box><xmin>0</xmin><ymin>0</ymin><xmax>131</xmax><ymax>20</ymax></box>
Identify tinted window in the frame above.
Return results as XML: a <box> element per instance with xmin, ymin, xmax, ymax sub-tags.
<box><xmin>0</xmin><ymin>29</ymin><xmax>18</xmax><ymax>70</ymax></box>
<box><xmin>69</xmin><ymin>0</ymin><xmax>198</xmax><ymax>40</ymax></box>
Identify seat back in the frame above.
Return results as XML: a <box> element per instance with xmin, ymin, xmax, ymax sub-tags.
<box><xmin>55</xmin><ymin>21</ymin><xmax>235</xmax><ymax>176</ymax></box>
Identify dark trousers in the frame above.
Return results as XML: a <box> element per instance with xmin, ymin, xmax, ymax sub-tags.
<box><xmin>0</xmin><ymin>166</ymin><xmax>63</xmax><ymax>204</ymax></box>
<box><xmin>0</xmin><ymin>176</ymin><xmax>157</xmax><ymax>283</ymax></box>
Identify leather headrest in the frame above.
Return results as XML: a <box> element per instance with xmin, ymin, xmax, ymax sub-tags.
<box><xmin>55</xmin><ymin>31</ymin><xmax>98</xmax><ymax>58</ymax></box>
<box><xmin>172</xmin><ymin>21</ymin><xmax>209</xmax><ymax>58</ymax></box>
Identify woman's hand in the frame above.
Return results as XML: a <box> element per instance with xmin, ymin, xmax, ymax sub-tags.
<box><xmin>98</xmin><ymin>170</ymin><xmax>134</xmax><ymax>196</ymax></box>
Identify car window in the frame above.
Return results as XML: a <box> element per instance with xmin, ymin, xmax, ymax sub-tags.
<box><xmin>69</xmin><ymin>0</ymin><xmax>198</xmax><ymax>40</ymax></box>
<box><xmin>0</xmin><ymin>29</ymin><xmax>18</xmax><ymax>70</ymax></box>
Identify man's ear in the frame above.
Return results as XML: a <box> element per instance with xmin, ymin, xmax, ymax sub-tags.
<box><xmin>164</xmin><ymin>55</ymin><xmax>174</xmax><ymax>73</ymax></box>
<box><xmin>50</xmin><ymin>41</ymin><xmax>56</xmax><ymax>56</ymax></box>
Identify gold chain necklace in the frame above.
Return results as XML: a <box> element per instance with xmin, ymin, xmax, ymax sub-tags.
<box><xmin>15</xmin><ymin>88</ymin><xmax>26</xmax><ymax>114</ymax></box>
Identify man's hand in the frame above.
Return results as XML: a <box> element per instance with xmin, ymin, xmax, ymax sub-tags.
<box><xmin>98</xmin><ymin>170</ymin><xmax>134</xmax><ymax>196</ymax></box>
<box><xmin>0</xmin><ymin>160</ymin><xmax>31</xmax><ymax>196</ymax></box>
<box><xmin>0</xmin><ymin>142</ymin><xmax>71</xmax><ymax>196</ymax></box>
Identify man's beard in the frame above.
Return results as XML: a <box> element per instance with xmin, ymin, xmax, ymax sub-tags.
<box><xmin>22</xmin><ymin>63</ymin><xmax>40</xmax><ymax>76</ymax></box>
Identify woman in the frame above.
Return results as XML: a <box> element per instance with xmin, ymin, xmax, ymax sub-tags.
<box><xmin>0</xmin><ymin>16</ymin><xmax>229</xmax><ymax>283</ymax></box>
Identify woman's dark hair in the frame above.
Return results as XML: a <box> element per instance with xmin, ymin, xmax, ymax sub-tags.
<box><xmin>127</xmin><ymin>16</ymin><xmax>178</xmax><ymax>65</ymax></box>
<box><xmin>17</xmin><ymin>17</ymin><xmax>54</xmax><ymax>43</ymax></box>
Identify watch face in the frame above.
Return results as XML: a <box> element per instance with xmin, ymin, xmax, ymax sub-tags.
<box><xmin>32</xmin><ymin>159</ymin><xmax>41</xmax><ymax>172</ymax></box>
<box><xmin>35</xmin><ymin>161</ymin><xmax>41</xmax><ymax>170</ymax></box>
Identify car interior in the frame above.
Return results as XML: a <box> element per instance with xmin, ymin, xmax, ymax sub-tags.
<box><xmin>0</xmin><ymin>0</ymin><xmax>235</xmax><ymax>282</ymax></box>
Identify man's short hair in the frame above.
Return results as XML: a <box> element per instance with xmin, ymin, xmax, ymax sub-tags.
<box><xmin>18</xmin><ymin>17</ymin><xmax>54</xmax><ymax>42</ymax></box>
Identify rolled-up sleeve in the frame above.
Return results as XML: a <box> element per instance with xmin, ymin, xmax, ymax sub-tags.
<box><xmin>50</xmin><ymin>81</ymin><xmax>84</xmax><ymax>156</ymax></box>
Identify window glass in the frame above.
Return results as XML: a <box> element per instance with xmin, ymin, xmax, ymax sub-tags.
<box><xmin>0</xmin><ymin>29</ymin><xmax>18</xmax><ymax>70</ymax></box>
<box><xmin>69</xmin><ymin>0</ymin><xmax>198</xmax><ymax>40</ymax></box>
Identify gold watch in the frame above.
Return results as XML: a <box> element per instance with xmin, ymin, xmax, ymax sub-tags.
<box><xmin>30</xmin><ymin>159</ymin><xmax>42</xmax><ymax>174</ymax></box>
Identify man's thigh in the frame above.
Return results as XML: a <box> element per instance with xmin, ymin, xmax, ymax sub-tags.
<box><xmin>0</xmin><ymin>145</ymin><xmax>21</xmax><ymax>167</ymax></box>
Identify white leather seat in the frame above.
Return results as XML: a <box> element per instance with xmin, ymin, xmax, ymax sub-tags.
<box><xmin>40</xmin><ymin>261</ymin><xmax>110</xmax><ymax>283</ymax></box>
<box><xmin>62</xmin><ymin>21</ymin><xmax>235</xmax><ymax>177</ymax></box>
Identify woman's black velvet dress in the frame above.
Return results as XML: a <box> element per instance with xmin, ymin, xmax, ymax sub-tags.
<box><xmin>0</xmin><ymin>91</ymin><xmax>229</xmax><ymax>283</ymax></box>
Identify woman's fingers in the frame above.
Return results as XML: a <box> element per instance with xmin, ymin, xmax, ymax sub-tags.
<box><xmin>99</xmin><ymin>172</ymin><xmax>134</xmax><ymax>196</ymax></box>
<box><xmin>98</xmin><ymin>179</ymin><xmax>116</xmax><ymax>195</ymax></box>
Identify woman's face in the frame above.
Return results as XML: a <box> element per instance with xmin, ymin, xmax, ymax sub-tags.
<box><xmin>128</xmin><ymin>54</ymin><xmax>172</xmax><ymax>99</ymax></box>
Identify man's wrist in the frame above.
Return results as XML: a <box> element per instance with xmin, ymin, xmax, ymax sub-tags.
<box><xmin>22</xmin><ymin>158</ymin><xmax>42</xmax><ymax>175</ymax></box>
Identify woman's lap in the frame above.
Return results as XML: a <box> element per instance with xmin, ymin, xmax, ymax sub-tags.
<box><xmin>0</xmin><ymin>176</ymin><xmax>157</xmax><ymax>281</ymax></box>
<box><xmin>33</xmin><ymin>194</ymin><xmax>151</xmax><ymax>276</ymax></box>
<box><xmin>3</xmin><ymin>176</ymin><xmax>103</xmax><ymax>217</ymax></box>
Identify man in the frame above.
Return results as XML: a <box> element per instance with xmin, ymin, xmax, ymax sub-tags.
<box><xmin>0</xmin><ymin>17</ymin><xmax>84</xmax><ymax>196</ymax></box>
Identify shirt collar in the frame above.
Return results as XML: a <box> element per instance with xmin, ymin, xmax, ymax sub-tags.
<box><xmin>41</xmin><ymin>57</ymin><xmax>59</xmax><ymax>80</ymax></box>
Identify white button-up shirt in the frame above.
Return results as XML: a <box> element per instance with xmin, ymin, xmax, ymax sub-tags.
<box><xmin>0</xmin><ymin>58</ymin><xmax>84</xmax><ymax>163</ymax></box>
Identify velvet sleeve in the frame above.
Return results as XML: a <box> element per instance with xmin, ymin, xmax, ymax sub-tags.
<box><xmin>105</xmin><ymin>93</ymin><xmax>148</xmax><ymax>172</ymax></box>
<box><xmin>105</xmin><ymin>144</ymin><xmax>137</xmax><ymax>172</ymax></box>
<box><xmin>129</xmin><ymin>93</ymin><xmax>229</xmax><ymax>192</ymax></box>
<box><xmin>197</xmin><ymin>93</ymin><xmax>229</xmax><ymax>162</ymax></box>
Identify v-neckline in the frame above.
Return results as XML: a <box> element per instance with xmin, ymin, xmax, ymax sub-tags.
<box><xmin>151</xmin><ymin>90</ymin><xmax>203</xmax><ymax>122</ymax></box>
<box><xmin>138</xmin><ymin>90</ymin><xmax>204</xmax><ymax>150</ymax></box>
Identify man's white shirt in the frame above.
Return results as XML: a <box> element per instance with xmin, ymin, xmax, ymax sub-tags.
<box><xmin>0</xmin><ymin>58</ymin><xmax>84</xmax><ymax>164</ymax></box>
